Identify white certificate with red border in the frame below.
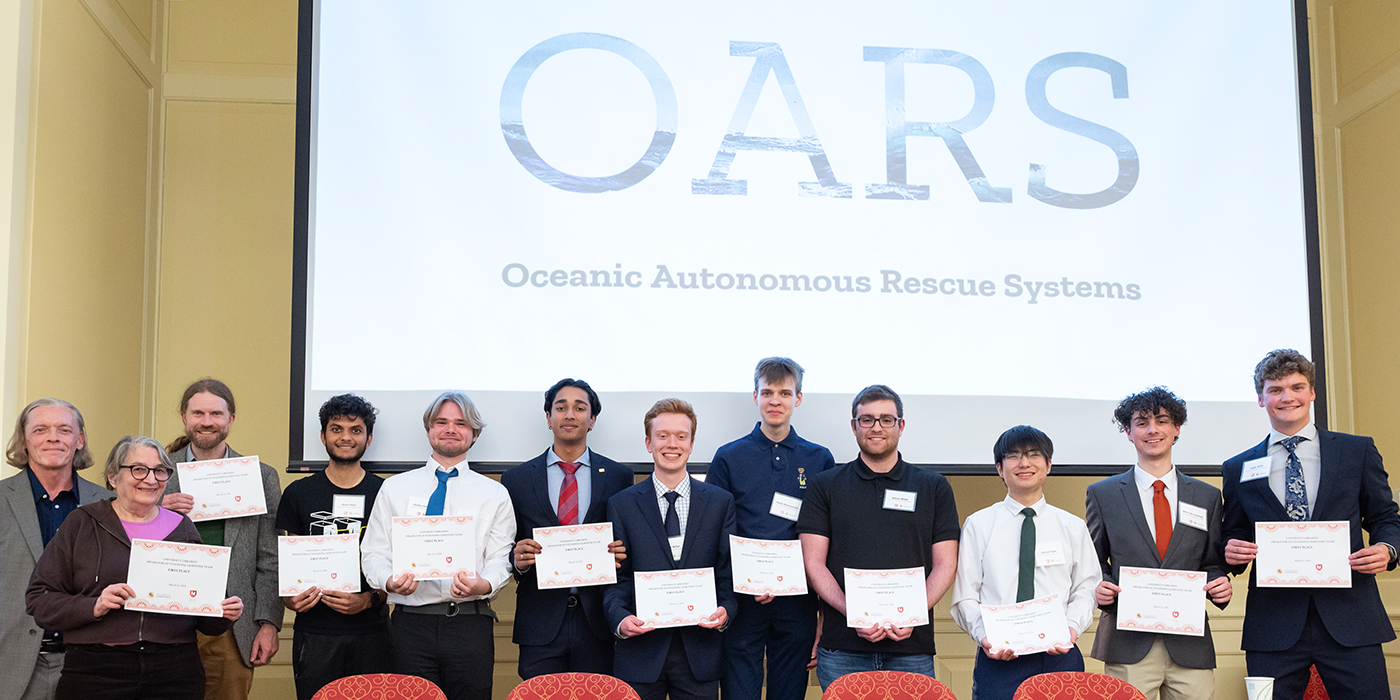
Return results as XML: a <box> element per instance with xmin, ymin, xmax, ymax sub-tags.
<box><xmin>844</xmin><ymin>567</ymin><xmax>928</xmax><ymax>627</ymax></box>
<box><xmin>533</xmin><ymin>523</ymin><xmax>616</xmax><ymax>589</ymax></box>
<box><xmin>980</xmin><ymin>593</ymin><xmax>1072</xmax><ymax>655</ymax></box>
<box><xmin>1256</xmin><ymin>521</ymin><xmax>1351</xmax><ymax>587</ymax></box>
<box><xmin>278</xmin><ymin>534</ymin><xmax>362</xmax><ymax>595</ymax></box>
<box><xmin>635</xmin><ymin>567</ymin><xmax>718</xmax><ymax>628</ymax></box>
<box><xmin>125</xmin><ymin>539</ymin><xmax>231</xmax><ymax>617</ymax></box>
<box><xmin>176</xmin><ymin>456</ymin><xmax>267</xmax><ymax>521</ymax></box>
<box><xmin>731</xmin><ymin>536</ymin><xmax>807</xmax><ymax>596</ymax></box>
<box><xmin>392</xmin><ymin>515</ymin><xmax>477</xmax><ymax>580</ymax></box>
<box><xmin>1116</xmin><ymin>567</ymin><xmax>1206</xmax><ymax>636</ymax></box>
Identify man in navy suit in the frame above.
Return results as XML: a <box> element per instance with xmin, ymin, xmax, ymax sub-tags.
<box><xmin>1223</xmin><ymin>349</ymin><xmax>1400</xmax><ymax>700</ymax></box>
<box><xmin>503</xmin><ymin>378</ymin><xmax>634</xmax><ymax>678</ymax></box>
<box><xmin>605</xmin><ymin>398</ymin><xmax>737</xmax><ymax>700</ymax></box>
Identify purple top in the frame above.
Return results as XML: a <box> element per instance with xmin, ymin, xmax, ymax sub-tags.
<box><xmin>120</xmin><ymin>507</ymin><xmax>183</xmax><ymax>542</ymax></box>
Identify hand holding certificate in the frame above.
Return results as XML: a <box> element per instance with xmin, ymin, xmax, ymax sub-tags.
<box><xmin>731</xmin><ymin>536</ymin><xmax>807</xmax><ymax>596</ymax></box>
<box><xmin>844</xmin><ymin>567</ymin><xmax>928</xmax><ymax>628</ymax></box>
<box><xmin>1256</xmin><ymin>521</ymin><xmax>1351</xmax><ymax>587</ymax></box>
<box><xmin>392</xmin><ymin>515</ymin><xmax>478</xmax><ymax>580</ymax></box>
<box><xmin>980</xmin><ymin>593</ymin><xmax>1072</xmax><ymax>655</ymax></box>
<box><xmin>533</xmin><ymin>523</ymin><xmax>617</xmax><ymax>589</ymax></box>
<box><xmin>125</xmin><ymin>539</ymin><xmax>232</xmax><ymax>617</ymax></box>
<box><xmin>279</xmin><ymin>534</ymin><xmax>362</xmax><ymax>595</ymax></box>
<box><xmin>176</xmin><ymin>456</ymin><xmax>267</xmax><ymax>521</ymax></box>
<box><xmin>634</xmin><ymin>567</ymin><xmax>719</xmax><ymax>628</ymax></box>
<box><xmin>1116</xmin><ymin>567</ymin><xmax>1206</xmax><ymax>636</ymax></box>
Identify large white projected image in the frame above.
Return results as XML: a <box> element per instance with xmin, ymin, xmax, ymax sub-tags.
<box><xmin>298</xmin><ymin>0</ymin><xmax>1314</xmax><ymax>467</ymax></box>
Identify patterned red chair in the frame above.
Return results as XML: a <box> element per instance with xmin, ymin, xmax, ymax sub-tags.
<box><xmin>505</xmin><ymin>673</ymin><xmax>641</xmax><ymax>700</ymax></box>
<box><xmin>821</xmin><ymin>671</ymin><xmax>958</xmax><ymax>700</ymax></box>
<box><xmin>1012</xmin><ymin>672</ymin><xmax>1147</xmax><ymax>700</ymax></box>
<box><xmin>312</xmin><ymin>674</ymin><xmax>448</xmax><ymax>700</ymax></box>
<box><xmin>1304</xmin><ymin>664</ymin><xmax>1330</xmax><ymax>700</ymax></box>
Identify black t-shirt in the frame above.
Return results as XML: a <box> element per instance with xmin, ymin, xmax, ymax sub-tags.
<box><xmin>276</xmin><ymin>470</ymin><xmax>387</xmax><ymax>635</ymax></box>
<box><xmin>795</xmin><ymin>455</ymin><xmax>960</xmax><ymax>656</ymax></box>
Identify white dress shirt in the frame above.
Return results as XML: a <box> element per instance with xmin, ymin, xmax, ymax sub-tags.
<box><xmin>546</xmin><ymin>448</ymin><xmax>593</xmax><ymax>519</ymax></box>
<box><xmin>361</xmin><ymin>458</ymin><xmax>517</xmax><ymax>606</ymax></box>
<box><xmin>1266</xmin><ymin>422</ymin><xmax>1321</xmax><ymax>516</ymax></box>
<box><xmin>1133</xmin><ymin>465</ymin><xmax>1178</xmax><ymax>541</ymax></box>
<box><xmin>950</xmin><ymin>496</ymin><xmax>1101</xmax><ymax>644</ymax></box>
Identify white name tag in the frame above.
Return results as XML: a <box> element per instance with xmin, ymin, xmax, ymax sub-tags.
<box><xmin>406</xmin><ymin>497</ymin><xmax>430</xmax><ymax>518</ymax></box>
<box><xmin>1241</xmin><ymin>456</ymin><xmax>1272</xmax><ymax>482</ymax></box>
<box><xmin>883</xmin><ymin>490</ymin><xmax>917</xmax><ymax>512</ymax></box>
<box><xmin>1037</xmin><ymin>541</ymin><xmax>1066</xmax><ymax>567</ymax></box>
<box><xmin>669</xmin><ymin>535</ymin><xmax>684</xmax><ymax>560</ymax></box>
<box><xmin>1179</xmin><ymin>502</ymin><xmax>1209</xmax><ymax>531</ymax></box>
<box><xmin>333</xmin><ymin>494</ymin><xmax>365</xmax><ymax>519</ymax></box>
<box><xmin>770</xmin><ymin>493</ymin><xmax>803</xmax><ymax>522</ymax></box>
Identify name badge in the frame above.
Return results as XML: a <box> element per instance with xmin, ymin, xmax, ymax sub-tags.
<box><xmin>1179</xmin><ymin>502</ymin><xmax>1209</xmax><ymax>531</ymax></box>
<box><xmin>1241</xmin><ymin>456</ymin><xmax>1271</xmax><ymax>482</ymax></box>
<box><xmin>883</xmin><ymin>489</ymin><xmax>917</xmax><ymax>512</ymax></box>
<box><xmin>1037</xmin><ymin>541</ymin><xmax>1066</xmax><ymax>567</ymax></box>
<box><xmin>770</xmin><ymin>493</ymin><xmax>803</xmax><ymax>522</ymax></box>
<box><xmin>333</xmin><ymin>494</ymin><xmax>365</xmax><ymax>519</ymax></box>
<box><xmin>669</xmin><ymin>535</ymin><xmax>684</xmax><ymax>561</ymax></box>
<box><xmin>406</xmin><ymin>497</ymin><xmax>430</xmax><ymax>518</ymax></box>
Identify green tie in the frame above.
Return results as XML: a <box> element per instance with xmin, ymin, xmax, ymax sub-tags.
<box><xmin>1017</xmin><ymin>507</ymin><xmax>1036</xmax><ymax>602</ymax></box>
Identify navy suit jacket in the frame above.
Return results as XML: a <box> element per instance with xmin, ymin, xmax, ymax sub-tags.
<box><xmin>1222</xmin><ymin>429</ymin><xmax>1400</xmax><ymax>651</ymax></box>
<box><xmin>604</xmin><ymin>476</ymin><xmax>737</xmax><ymax>685</ymax></box>
<box><xmin>1086</xmin><ymin>469</ymin><xmax>1228</xmax><ymax>667</ymax></box>
<box><xmin>502</xmin><ymin>449</ymin><xmax>635</xmax><ymax>645</ymax></box>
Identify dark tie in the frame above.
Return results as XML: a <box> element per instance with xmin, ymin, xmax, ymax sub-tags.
<box><xmin>1153</xmin><ymin>480</ymin><xmax>1171</xmax><ymax>559</ymax></box>
<box><xmin>1017</xmin><ymin>507</ymin><xmax>1036</xmax><ymax>603</ymax></box>
<box><xmin>663</xmin><ymin>491</ymin><xmax>681</xmax><ymax>537</ymax></box>
<box><xmin>557</xmin><ymin>462</ymin><xmax>580</xmax><ymax>525</ymax></box>
<box><xmin>427</xmin><ymin>468</ymin><xmax>458</xmax><ymax>516</ymax></box>
<box><xmin>1280</xmin><ymin>436</ymin><xmax>1309</xmax><ymax>521</ymax></box>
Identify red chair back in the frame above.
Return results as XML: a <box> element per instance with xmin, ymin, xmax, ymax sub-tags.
<box><xmin>1304</xmin><ymin>665</ymin><xmax>1330</xmax><ymax>700</ymax></box>
<box><xmin>821</xmin><ymin>671</ymin><xmax>958</xmax><ymax>700</ymax></box>
<box><xmin>1012</xmin><ymin>672</ymin><xmax>1147</xmax><ymax>700</ymax></box>
<box><xmin>311</xmin><ymin>674</ymin><xmax>448</xmax><ymax>700</ymax></box>
<box><xmin>505</xmin><ymin>673</ymin><xmax>641</xmax><ymax>700</ymax></box>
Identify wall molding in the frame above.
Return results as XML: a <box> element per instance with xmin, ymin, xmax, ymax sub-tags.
<box><xmin>163</xmin><ymin>72</ymin><xmax>295</xmax><ymax>104</ymax></box>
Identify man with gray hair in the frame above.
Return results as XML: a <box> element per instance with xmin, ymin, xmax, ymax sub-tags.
<box><xmin>361</xmin><ymin>391</ymin><xmax>516</xmax><ymax>700</ymax></box>
<box><xmin>1</xmin><ymin>398</ymin><xmax>112</xmax><ymax>700</ymax></box>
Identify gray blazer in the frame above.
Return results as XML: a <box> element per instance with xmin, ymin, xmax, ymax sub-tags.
<box><xmin>0</xmin><ymin>470</ymin><xmax>112</xmax><ymax>699</ymax></box>
<box><xmin>1085</xmin><ymin>469</ymin><xmax>1229</xmax><ymax>668</ymax></box>
<box><xmin>165</xmin><ymin>445</ymin><xmax>284</xmax><ymax>667</ymax></box>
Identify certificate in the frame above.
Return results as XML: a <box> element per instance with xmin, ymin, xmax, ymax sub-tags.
<box><xmin>844</xmin><ymin>567</ymin><xmax>928</xmax><ymax>628</ymax></box>
<box><xmin>1116</xmin><ymin>567</ymin><xmax>1206</xmax><ymax>636</ymax></box>
<box><xmin>278</xmin><ymin>534</ymin><xmax>362</xmax><ymax>595</ymax></box>
<box><xmin>392</xmin><ymin>516</ymin><xmax>477</xmax><ymax>580</ymax></box>
<box><xmin>124</xmin><ymin>539</ymin><xmax>231</xmax><ymax>617</ymax></box>
<box><xmin>635</xmin><ymin>567</ymin><xmax>718</xmax><ymax>628</ymax></box>
<box><xmin>533</xmin><ymin>523</ymin><xmax>616</xmax><ymax>589</ymax></box>
<box><xmin>731</xmin><ymin>536</ymin><xmax>807</xmax><ymax>596</ymax></box>
<box><xmin>980</xmin><ymin>594</ymin><xmax>1072</xmax><ymax>655</ymax></box>
<box><xmin>177</xmin><ymin>456</ymin><xmax>267</xmax><ymax>522</ymax></box>
<box><xmin>1256</xmin><ymin>521</ymin><xmax>1352</xmax><ymax>587</ymax></box>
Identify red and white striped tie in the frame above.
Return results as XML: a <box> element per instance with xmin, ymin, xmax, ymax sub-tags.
<box><xmin>558</xmin><ymin>461</ymin><xmax>580</xmax><ymax>526</ymax></box>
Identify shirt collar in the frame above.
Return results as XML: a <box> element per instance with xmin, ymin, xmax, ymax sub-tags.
<box><xmin>1133</xmin><ymin>464</ymin><xmax>1177</xmax><ymax>493</ymax></box>
<box><xmin>1270</xmin><ymin>421</ymin><xmax>1319</xmax><ymax>446</ymax></box>
<box><xmin>27</xmin><ymin>467</ymin><xmax>77</xmax><ymax>503</ymax></box>
<box><xmin>547</xmin><ymin>448</ymin><xmax>591</xmax><ymax>468</ymax></box>
<box><xmin>748</xmin><ymin>422</ymin><xmax>801</xmax><ymax>449</ymax></box>
<box><xmin>429</xmin><ymin>457</ymin><xmax>469</xmax><ymax>474</ymax></box>
<box><xmin>651</xmin><ymin>474</ymin><xmax>692</xmax><ymax>499</ymax></box>
<box><xmin>854</xmin><ymin>454</ymin><xmax>906</xmax><ymax>481</ymax></box>
<box><xmin>1001</xmin><ymin>494</ymin><xmax>1047</xmax><ymax>516</ymax></box>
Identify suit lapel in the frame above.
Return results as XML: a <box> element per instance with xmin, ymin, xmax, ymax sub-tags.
<box><xmin>4</xmin><ymin>477</ymin><xmax>44</xmax><ymax>562</ymax></box>
<box><xmin>583</xmin><ymin>458</ymin><xmax>610</xmax><ymax>523</ymax></box>
<box><xmin>1312</xmin><ymin>429</ymin><xmax>1337</xmax><ymax>520</ymax></box>
<box><xmin>1116</xmin><ymin>474</ymin><xmax>1159</xmax><ymax>564</ymax></box>
<box><xmin>1242</xmin><ymin>437</ymin><xmax>1292</xmax><ymax>521</ymax></box>
<box><xmin>633</xmin><ymin>483</ymin><xmax>675</xmax><ymax>569</ymax></box>
<box><xmin>679</xmin><ymin>480</ymin><xmax>710</xmax><ymax>569</ymax></box>
<box><xmin>222</xmin><ymin>446</ymin><xmax>245</xmax><ymax>550</ymax></box>
<box><xmin>1164</xmin><ymin>476</ymin><xmax>1204</xmax><ymax>560</ymax></box>
<box><xmin>529</xmin><ymin>454</ymin><xmax>558</xmax><ymax>526</ymax></box>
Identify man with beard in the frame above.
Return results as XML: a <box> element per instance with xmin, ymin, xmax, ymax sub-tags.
<box><xmin>276</xmin><ymin>394</ymin><xmax>390</xmax><ymax>700</ymax></box>
<box><xmin>162</xmin><ymin>378</ymin><xmax>284</xmax><ymax>700</ymax></box>
<box><xmin>361</xmin><ymin>391</ymin><xmax>516</xmax><ymax>700</ymax></box>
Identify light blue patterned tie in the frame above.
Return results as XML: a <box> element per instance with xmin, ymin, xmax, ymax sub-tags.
<box><xmin>427</xmin><ymin>468</ymin><xmax>458</xmax><ymax>516</ymax></box>
<box><xmin>1280</xmin><ymin>436</ymin><xmax>1308</xmax><ymax>521</ymax></box>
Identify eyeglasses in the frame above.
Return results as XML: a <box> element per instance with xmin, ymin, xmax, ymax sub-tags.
<box><xmin>1001</xmin><ymin>450</ymin><xmax>1046</xmax><ymax>463</ymax></box>
<box><xmin>120</xmin><ymin>464</ymin><xmax>173</xmax><ymax>481</ymax></box>
<box><xmin>855</xmin><ymin>415</ymin><xmax>900</xmax><ymax>429</ymax></box>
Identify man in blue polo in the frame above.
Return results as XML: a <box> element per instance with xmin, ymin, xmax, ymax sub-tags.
<box><xmin>708</xmin><ymin>357</ymin><xmax>835</xmax><ymax>700</ymax></box>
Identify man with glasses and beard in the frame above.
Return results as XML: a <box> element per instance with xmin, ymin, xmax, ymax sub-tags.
<box><xmin>276</xmin><ymin>395</ymin><xmax>390</xmax><ymax>700</ymax></box>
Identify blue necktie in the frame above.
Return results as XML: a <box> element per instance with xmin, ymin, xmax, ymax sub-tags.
<box><xmin>1280</xmin><ymin>436</ymin><xmax>1308</xmax><ymax>521</ymax></box>
<box><xmin>427</xmin><ymin>468</ymin><xmax>458</xmax><ymax>516</ymax></box>
<box><xmin>663</xmin><ymin>492</ymin><xmax>681</xmax><ymax>537</ymax></box>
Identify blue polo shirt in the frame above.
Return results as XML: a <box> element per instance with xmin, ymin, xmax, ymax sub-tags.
<box><xmin>706</xmin><ymin>422</ymin><xmax>835</xmax><ymax>540</ymax></box>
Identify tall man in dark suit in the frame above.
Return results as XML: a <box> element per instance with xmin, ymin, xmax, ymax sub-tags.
<box><xmin>503</xmin><ymin>378</ymin><xmax>634</xmax><ymax>678</ymax></box>
<box><xmin>1086</xmin><ymin>387</ymin><xmax>1232</xmax><ymax>700</ymax></box>
<box><xmin>1</xmin><ymin>398</ymin><xmax>112</xmax><ymax>700</ymax></box>
<box><xmin>605</xmin><ymin>399</ymin><xmax>737</xmax><ymax>700</ymax></box>
<box><xmin>1223</xmin><ymin>349</ymin><xmax>1400</xmax><ymax>700</ymax></box>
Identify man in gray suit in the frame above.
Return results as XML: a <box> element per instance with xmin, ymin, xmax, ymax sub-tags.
<box><xmin>1</xmin><ymin>398</ymin><xmax>112</xmax><ymax>700</ymax></box>
<box><xmin>1086</xmin><ymin>387</ymin><xmax>1232</xmax><ymax>700</ymax></box>
<box><xmin>162</xmin><ymin>378</ymin><xmax>283</xmax><ymax>700</ymax></box>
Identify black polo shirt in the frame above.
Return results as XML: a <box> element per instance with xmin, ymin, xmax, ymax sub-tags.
<box><xmin>795</xmin><ymin>454</ymin><xmax>959</xmax><ymax>656</ymax></box>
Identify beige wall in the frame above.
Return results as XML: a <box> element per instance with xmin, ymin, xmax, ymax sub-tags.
<box><xmin>3</xmin><ymin>1</ymin><xmax>1400</xmax><ymax>699</ymax></box>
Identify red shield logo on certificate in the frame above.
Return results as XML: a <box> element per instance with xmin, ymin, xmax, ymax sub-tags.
<box><xmin>190</xmin><ymin>590</ymin><xmax>198</xmax><ymax>598</ymax></box>
<box><xmin>1172</xmin><ymin>611</ymin><xmax>1179</xmax><ymax>618</ymax></box>
<box><xmin>586</xmin><ymin>563</ymin><xmax>593</xmax><ymax>570</ymax></box>
<box><xmin>235</xmin><ymin>495</ymin><xmax>242</xmax><ymax>502</ymax></box>
<box><xmin>776</xmin><ymin>576</ymin><xmax>783</xmax><ymax>582</ymax></box>
<box><xmin>897</xmin><ymin>607</ymin><xmax>904</xmax><ymax>613</ymax></box>
<box><xmin>1316</xmin><ymin>564</ymin><xmax>1324</xmax><ymax>571</ymax></box>
<box><xmin>446</xmin><ymin>556</ymin><xmax>453</xmax><ymax>563</ymax></box>
<box><xmin>687</xmin><ymin>605</ymin><xmax>694</xmax><ymax>611</ymax></box>
<box><xmin>330</xmin><ymin>573</ymin><xmax>338</xmax><ymax>579</ymax></box>
<box><xmin>1038</xmin><ymin>633</ymin><xmax>1045</xmax><ymax>639</ymax></box>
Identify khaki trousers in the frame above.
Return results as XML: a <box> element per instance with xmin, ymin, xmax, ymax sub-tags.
<box><xmin>198</xmin><ymin>630</ymin><xmax>254</xmax><ymax>700</ymax></box>
<box><xmin>1104</xmin><ymin>637</ymin><xmax>1214</xmax><ymax>700</ymax></box>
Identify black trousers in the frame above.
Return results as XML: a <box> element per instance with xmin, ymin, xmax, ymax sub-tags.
<box><xmin>518</xmin><ymin>599</ymin><xmax>614</xmax><ymax>679</ymax></box>
<box><xmin>628</xmin><ymin>634</ymin><xmax>718</xmax><ymax>700</ymax></box>
<box><xmin>56</xmin><ymin>642</ymin><xmax>204</xmax><ymax>700</ymax></box>
<box><xmin>1247</xmin><ymin>598</ymin><xmax>1390</xmax><ymax>700</ymax></box>
<box><xmin>292</xmin><ymin>626</ymin><xmax>393</xmax><ymax>700</ymax></box>
<box><xmin>391</xmin><ymin>609</ymin><xmax>494</xmax><ymax>700</ymax></box>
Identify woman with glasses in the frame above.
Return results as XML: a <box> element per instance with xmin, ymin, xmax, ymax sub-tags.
<box><xmin>25</xmin><ymin>436</ymin><xmax>243</xmax><ymax>700</ymax></box>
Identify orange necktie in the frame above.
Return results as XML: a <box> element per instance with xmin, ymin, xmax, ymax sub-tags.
<box><xmin>1153</xmin><ymin>480</ymin><xmax>1171</xmax><ymax>559</ymax></box>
